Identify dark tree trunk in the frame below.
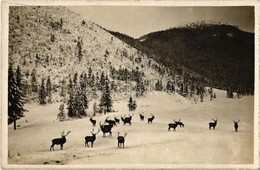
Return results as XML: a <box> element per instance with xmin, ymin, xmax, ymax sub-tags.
<box><xmin>14</xmin><ymin>120</ymin><xmax>16</xmax><ymax>130</ymax></box>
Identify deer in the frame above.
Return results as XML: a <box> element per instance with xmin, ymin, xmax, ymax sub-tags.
<box><xmin>168</xmin><ymin>123</ymin><xmax>177</xmax><ymax>131</ymax></box>
<box><xmin>139</xmin><ymin>112</ymin><xmax>144</xmax><ymax>121</ymax></box>
<box><xmin>114</xmin><ymin>116</ymin><xmax>120</xmax><ymax>124</ymax></box>
<box><xmin>105</xmin><ymin>117</ymin><xmax>117</xmax><ymax>126</ymax></box>
<box><xmin>89</xmin><ymin>117</ymin><xmax>96</xmax><ymax>127</ymax></box>
<box><xmin>99</xmin><ymin>122</ymin><xmax>113</xmax><ymax>137</ymax></box>
<box><xmin>117</xmin><ymin>132</ymin><xmax>127</xmax><ymax>148</ymax></box>
<box><xmin>121</xmin><ymin>114</ymin><xmax>134</xmax><ymax>125</ymax></box>
<box><xmin>233</xmin><ymin>120</ymin><xmax>240</xmax><ymax>132</ymax></box>
<box><xmin>50</xmin><ymin>131</ymin><xmax>71</xmax><ymax>151</ymax></box>
<box><xmin>148</xmin><ymin>114</ymin><xmax>155</xmax><ymax>124</ymax></box>
<box><xmin>85</xmin><ymin>129</ymin><xmax>100</xmax><ymax>147</ymax></box>
<box><xmin>174</xmin><ymin>119</ymin><xmax>184</xmax><ymax>127</ymax></box>
<box><xmin>209</xmin><ymin>118</ymin><xmax>218</xmax><ymax>130</ymax></box>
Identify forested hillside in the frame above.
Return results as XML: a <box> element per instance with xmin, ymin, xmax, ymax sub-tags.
<box><xmin>139</xmin><ymin>22</ymin><xmax>254</xmax><ymax>95</ymax></box>
<box><xmin>110</xmin><ymin>22</ymin><xmax>254</xmax><ymax>95</ymax></box>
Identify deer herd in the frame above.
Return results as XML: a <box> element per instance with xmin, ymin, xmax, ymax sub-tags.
<box><xmin>50</xmin><ymin>113</ymin><xmax>240</xmax><ymax>151</ymax></box>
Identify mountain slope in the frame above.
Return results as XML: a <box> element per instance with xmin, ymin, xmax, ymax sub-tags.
<box><xmin>138</xmin><ymin>22</ymin><xmax>254</xmax><ymax>94</ymax></box>
<box><xmin>9</xmin><ymin>6</ymin><xmax>166</xmax><ymax>101</ymax></box>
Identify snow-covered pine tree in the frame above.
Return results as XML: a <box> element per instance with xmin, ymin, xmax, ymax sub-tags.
<box><xmin>8</xmin><ymin>65</ymin><xmax>27</xmax><ymax>130</ymax></box>
<box><xmin>16</xmin><ymin>66</ymin><xmax>22</xmax><ymax>88</ymax></box>
<box><xmin>91</xmin><ymin>74</ymin><xmax>95</xmax><ymax>88</ymax></box>
<box><xmin>60</xmin><ymin>18</ymin><xmax>63</xmax><ymax>29</ymax></box>
<box><xmin>39</xmin><ymin>78</ymin><xmax>47</xmax><ymax>105</ymax></box>
<box><xmin>99</xmin><ymin>79</ymin><xmax>113</xmax><ymax>113</ymax></box>
<box><xmin>76</xmin><ymin>40</ymin><xmax>83</xmax><ymax>61</ymax></box>
<box><xmin>31</xmin><ymin>68</ymin><xmax>38</xmax><ymax>92</ymax></box>
<box><xmin>16</xmin><ymin>65</ymin><xmax>27</xmax><ymax>98</ymax></box>
<box><xmin>99</xmin><ymin>71</ymin><xmax>105</xmax><ymax>91</ymax></box>
<box><xmin>74</xmin><ymin>86</ymin><xmax>88</xmax><ymax>117</ymax></box>
<box><xmin>136</xmin><ymin>77</ymin><xmax>145</xmax><ymax>97</ymax></box>
<box><xmin>128</xmin><ymin>96</ymin><xmax>133</xmax><ymax>111</ymax></box>
<box><xmin>132</xmin><ymin>100</ymin><xmax>137</xmax><ymax>111</ymax></box>
<box><xmin>67</xmin><ymin>92</ymin><xmax>76</xmax><ymax>117</ymax></box>
<box><xmin>57</xmin><ymin>103</ymin><xmax>65</xmax><ymax>121</ymax></box>
<box><xmin>68</xmin><ymin>77</ymin><xmax>73</xmax><ymax>95</ymax></box>
<box><xmin>93</xmin><ymin>101</ymin><xmax>97</xmax><ymax>116</ymax></box>
<box><xmin>46</xmin><ymin>76</ymin><xmax>52</xmax><ymax>103</ymax></box>
<box><xmin>73</xmin><ymin>72</ymin><xmax>78</xmax><ymax>86</ymax></box>
<box><xmin>60</xmin><ymin>78</ymin><xmax>66</xmax><ymax>97</ymax></box>
<box><xmin>79</xmin><ymin>73</ymin><xmax>86</xmax><ymax>90</ymax></box>
<box><xmin>88</xmin><ymin>67</ymin><xmax>92</xmax><ymax>79</ymax></box>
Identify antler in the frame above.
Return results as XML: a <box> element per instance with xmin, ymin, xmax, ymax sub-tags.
<box><xmin>65</xmin><ymin>131</ymin><xmax>71</xmax><ymax>136</ymax></box>
<box><xmin>124</xmin><ymin>132</ymin><xmax>128</xmax><ymax>137</ymax></box>
<box><xmin>99</xmin><ymin>121</ymin><xmax>105</xmax><ymax>126</ymax></box>
<box><xmin>234</xmin><ymin>120</ymin><xmax>240</xmax><ymax>123</ymax></box>
<box><xmin>95</xmin><ymin>129</ymin><xmax>101</xmax><ymax>134</ymax></box>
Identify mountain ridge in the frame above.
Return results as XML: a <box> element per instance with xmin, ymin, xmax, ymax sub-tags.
<box><xmin>110</xmin><ymin>22</ymin><xmax>254</xmax><ymax>94</ymax></box>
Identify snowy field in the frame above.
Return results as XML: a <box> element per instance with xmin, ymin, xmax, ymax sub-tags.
<box><xmin>7</xmin><ymin>89</ymin><xmax>254</xmax><ymax>165</ymax></box>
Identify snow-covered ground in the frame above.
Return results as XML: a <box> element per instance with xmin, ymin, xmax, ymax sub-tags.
<box><xmin>8</xmin><ymin>89</ymin><xmax>254</xmax><ymax>166</ymax></box>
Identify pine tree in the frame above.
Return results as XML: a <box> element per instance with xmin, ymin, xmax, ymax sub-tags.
<box><xmin>60</xmin><ymin>18</ymin><xmax>63</xmax><ymax>29</ymax></box>
<box><xmin>68</xmin><ymin>77</ymin><xmax>73</xmax><ymax>95</ymax></box>
<box><xmin>99</xmin><ymin>72</ymin><xmax>105</xmax><ymax>91</ymax></box>
<box><xmin>57</xmin><ymin>103</ymin><xmax>65</xmax><ymax>121</ymax></box>
<box><xmin>16</xmin><ymin>66</ymin><xmax>22</xmax><ymax>87</ymax></box>
<box><xmin>39</xmin><ymin>78</ymin><xmax>46</xmax><ymax>105</ymax></box>
<box><xmin>67</xmin><ymin>92</ymin><xmax>75</xmax><ymax>117</ymax></box>
<box><xmin>74</xmin><ymin>87</ymin><xmax>88</xmax><ymax>117</ymax></box>
<box><xmin>132</xmin><ymin>100</ymin><xmax>137</xmax><ymax>111</ymax></box>
<box><xmin>46</xmin><ymin>76</ymin><xmax>52</xmax><ymax>97</ymax></box>
<box><xmin>93</xmin><ymin>101</ymin><xmax>97</xmax><ymax>116</ymax></box>
<box><xmin>99</xmin><ymin>80</ymin><xmax>113</xmax><ymax>113</ymax></box>
<box><xmin>91</xmin><ymin>74</ymin><xmax>95</xmax><ymax>88</ymax></box>
<box><xmin>76</xmin><ymin>41</ymin><xmax>83</xmax><ymax>61</ymax></box>
<box><xmin>60</xmin><ymin>78</ymin><xmax>66</xmax><ymax>97</ymax></box>
<box><xmin>88</xmin><ymin>67</ymin><xmax>92</xmax><ymax>79</ymax></box>
<box><xmin>73</xmin><ymin>72</ymin><xmax>78</xmax><ymax>86</ymax></box>
<box><xmin>8</xmin><ymin>65</ymin><xmax>27</xmax><ymax>130</ymax></box>
<box><xmin>128</xmin><ymin>97</ymin><xmax>133</xmax><ymax>111</ymax></box>
<box><xmin>79</xmin><ymin>73</ymin><xmax>86</xmax><ymax>90</ymax></box>
<box><xmin>16</xmin><ymin>65</ymin><xmax>27</xmax><ymax>99</ymax></box>
<box><xmin>31</xmin><ymin>68</ymin><xmax>38</xmax><ymax>92</ymax></box>
<box><xmin>136</xmin><ymin>78</ymin><xmax>145</xmax><ymax>97</ymax></box>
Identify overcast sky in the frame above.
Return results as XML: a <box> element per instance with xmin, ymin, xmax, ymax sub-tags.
<box><xmin>67</xmin><ymin>6</ymin><xmax>254</xmax><ymax>38</ymax></box>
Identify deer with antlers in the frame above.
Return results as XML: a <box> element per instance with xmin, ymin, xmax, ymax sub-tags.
<box><xmin>117</xmin><ymin>132</ymin><xmax>127</xmax><ymax>148</ymax></box>
<box><xmin>121</xmin><ymin>114</ymin><xmax>134</xmax><ymax>125</ymax></box>
<box><xmin>174</xmin><ymin>119</ymin><xmax>184</xmax><ymax>127</ymax></box>
<box><xmin>50</xmin><ymin>131</ymin><xmax>71</xmax><ymax>151</ymax></box>
<box><xmin>233</xmin><ymin>120</ymin><xmax>240</xmax><ymax>132</ymax></box>
<box><xmin>89</xmin><ymin>117</ymin><xmax>96</xmax><ymax>127</ymax></box>
<box><xmin>114</xmin><ymin>116</ymin><xmax>120</xmax><ymax>124</ymax></box>
<box><xmin>85</xmin><ymin>129</ymin><xmax>100</xmax><ymax>147</ymax></box>
<box><xmin>105</xmin><ymin>117</ymin><xmax>117</xmax><ymax>126</ymax></box>
<box><xmin>139</xmin><ymin>112</ymin><xmax>144</xmax><ymax>121</ymax></box>
<box><xmin>148</xmin><ymin>114</ymin><xmax>155</xmax><ymax>124</ymax></box>
<box><xmin>209</xmin><ymin>118</ymin><xmax>218</xmax><ymax>130</ymax></box>
<box><xmin>99</xmin><ymin>122</ymin><xmax>113</xmax><ymax>137</ymax></box>
<box><xmin>168</xmin><ymin>123</ymin><xmax>178</xmax><ymax>131</ymax></box>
